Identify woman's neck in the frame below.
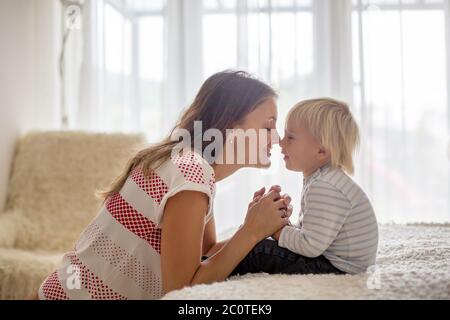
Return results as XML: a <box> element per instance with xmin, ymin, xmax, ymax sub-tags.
<box><xmin>212</xmin><ymin>163</ymin><xmax>242</xmax><ymax>182</ymax></box>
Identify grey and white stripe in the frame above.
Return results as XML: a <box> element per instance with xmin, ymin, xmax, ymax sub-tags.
<box><xmin>279</xmin><ymin>163</ymin><xmax>378</xmax><ymax>274</ymax></box>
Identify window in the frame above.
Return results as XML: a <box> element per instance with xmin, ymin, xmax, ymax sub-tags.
<box><xmin>102</xmin><ymin>0</ymin><xmax>166</xmax><ymax>140</ymax></box>
<box><xmin>352</xmin><ymin>0</ymin><xmax>449</xmax><ymax>222</ymax></box>
<box><xmin>80</xmin><ymin>0</ymin><xmax>449</xmax><ymax>231</ymax></box>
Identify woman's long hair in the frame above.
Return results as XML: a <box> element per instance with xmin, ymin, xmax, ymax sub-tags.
<box><xmin>98</xmin><ymin>70</ymin><xmax>277</xmax><ymax>200</ymax></box>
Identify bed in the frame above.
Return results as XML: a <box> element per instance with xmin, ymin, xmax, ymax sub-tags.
<box><xmin>163</xmin><ymin>223</ymin><xmax>450</xmax><ymax>300</ymax></box>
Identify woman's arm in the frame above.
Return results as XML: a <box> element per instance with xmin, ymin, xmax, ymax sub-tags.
<box><xmin>204</xmin><ymin>186</ymin><xmax>293</xmax><ymax>258</ymax></box>
<box><xmin>203</xmin><ymin>216</ymin><xmax>232</xmax><ymax>257</ymax></box>
<box><xmin>205</xmin><ymin>239</ymin><xmax>228</xmax><ymax>257</ymax></box>
<box><xmin>202</xmin><ymin>216</ymin><xmax>217</xmax><ymax>256</ymax></box>
<box><xmin>202</xmin><ymin>218</ymin><xmax>234</xmax><ymax>258</ymax></box>
<box><xmin>161</xmin><ymin>191</ymin><xmax>208</xmax><ymax>294</ymax></box>
<box><xmin>161</xmin><ymin>189</ymin><xmax>288</xmax><ymax>294</ymax></box>
<box><xmin>190</xmin><ymin>226</ymin><xmax>258</xmax><ymax>286</ymax></box>
<box><xmin>161</xmin><ymin>190</ymin><xmax>258</xmax><ymax>294</ymax></box>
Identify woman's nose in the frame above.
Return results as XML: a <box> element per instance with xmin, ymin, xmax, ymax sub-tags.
<box><xmin>269</xmin><ymin>129</ymin><xmax>280</xmax><ymax>146</ymax></box>
<box><xmin>279</xmin><ymin>136</ymin><xmax>286</xmax><ymax>148</ymax></box>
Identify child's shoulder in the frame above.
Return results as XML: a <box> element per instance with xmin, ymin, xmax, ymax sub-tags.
<box><xmin>311</xmin><ymin>166</ymin><xmax>364</xmax><ymax>205</ymax></box>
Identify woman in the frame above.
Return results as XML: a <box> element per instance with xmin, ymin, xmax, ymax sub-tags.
<box><xmin>35</xmin><ymin>70</ymin><xmax>292</xmax><ymax>299</ymax></box>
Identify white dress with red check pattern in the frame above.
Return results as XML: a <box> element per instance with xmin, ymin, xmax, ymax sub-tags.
<box><xmin>38</xmin><ymin>151</ymin><xmax>216</xmax><ymax>300</ymax></box>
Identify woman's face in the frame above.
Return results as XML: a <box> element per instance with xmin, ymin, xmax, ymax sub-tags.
<box><xmin>231</xmin><ymin>97</ymin><xmax>279</xmax><ymax>168</ymax></box>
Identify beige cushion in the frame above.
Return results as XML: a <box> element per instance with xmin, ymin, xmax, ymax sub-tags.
<box><xmin>0</xmin><ymin>130</ymin><xmax>146</xmax><ymax>299</ymax></box>
<box><xmin>0</xmin><ymin>248</ymin><xmax>62</xmax><ymax>299</ymax></box>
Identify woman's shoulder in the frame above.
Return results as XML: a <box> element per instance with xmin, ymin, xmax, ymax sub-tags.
<box><xmin>155</xmin><ymin>149</ymin><xmax>215</xmax><ymax>194</ymax></box>
<box><xmin>126</xmin><ymin>150</ymin><xmax>216</xmax><ymax>226</ymax></box>
<box><xmin>154</xmin><ymin>150</ymin><xmax>216</xmax><ymax>226</ymax></box>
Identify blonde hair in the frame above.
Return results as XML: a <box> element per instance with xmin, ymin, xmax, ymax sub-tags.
<box><xmin>286</xmin><ymin>97</ymin><xmax>360</xmax><ymax>175</ymax></box>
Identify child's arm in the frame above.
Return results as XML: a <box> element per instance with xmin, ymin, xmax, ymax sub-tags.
<box><xmin>277</xmin><ymin>181</ymin><xmax>351</xmax><ymax>257</ymax></box>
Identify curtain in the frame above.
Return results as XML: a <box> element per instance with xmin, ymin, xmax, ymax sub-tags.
<box><xmin>352</xmin><ymin>0</ymin><xmax>450</xmax><ymax>223</ymax></box>
<box><xmin>72</xmin><ymin>0</ymin><xmax>450</xmax><ymax>233</ymax></box>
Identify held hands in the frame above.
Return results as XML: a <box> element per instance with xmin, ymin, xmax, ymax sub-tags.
<box><xmin>263</xmin><ymin>186</ymin><xmax>293</xmax><ymax>241</ymax></box>
<box><xmin>243</xmin><ymin>185</ymin><xmax>293</xmax><ymax>243</ymax></box>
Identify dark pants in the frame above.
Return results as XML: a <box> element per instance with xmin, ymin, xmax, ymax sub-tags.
<box><xmin>227</xmin><ymin>238</ymin><xmax>345</xmax><ymax>277</ymax></box>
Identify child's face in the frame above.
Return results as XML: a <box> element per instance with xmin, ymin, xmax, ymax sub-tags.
<box><xmin>280</xmin><ymin>119</ymin><xmax>329</xmax><ymax>176</ymax></box>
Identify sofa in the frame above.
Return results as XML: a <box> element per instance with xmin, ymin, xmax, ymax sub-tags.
<box><xmin>0</xmin><ymin>131</ymin><xmax>146</xmax><ymax>299</ymax></box>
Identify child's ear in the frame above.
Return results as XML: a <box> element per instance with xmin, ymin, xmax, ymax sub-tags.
<box><xmin>316</xmin><ymin>146</ymin><xmax>330</xmax><ymax>161</ymax></box>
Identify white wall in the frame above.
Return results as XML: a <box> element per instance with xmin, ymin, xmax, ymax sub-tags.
<box><xmin>0</xmin><ymin>0</ymin><xmax>61</xmax><ymax>210</ymax></box>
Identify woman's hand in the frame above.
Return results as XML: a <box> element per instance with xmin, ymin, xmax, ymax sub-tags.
<box><xmin>248</xmin><ymin>185</ymin><xmax>290</xmax><ymax>209</ymax></box>
<box><xmin>242</xmin><ymin>186</ymin><xmax>291</xmax><ymax>242</ymax></box>
<box><xmin>247</xmin><ymin>186</ymin><xmax>266</xmax><ymax>209</ymax></box>
<box><xmin>272</xmin><ymin>228</ymin><xmax>283</xmax><ymax>242</ymax></box>
<box><xmin>161</xmin><ymin>189</ymin><xmax>274</xmax><ymax>292</ymax></box>
<box><xmin>271</xmin><ymin>191</ymin><xmax>293</xmax><ymax>241</ymax></box>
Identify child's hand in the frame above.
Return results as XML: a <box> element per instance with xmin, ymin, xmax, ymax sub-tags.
<box><xmin>272</xmin><ymin>199</ymin><xmax>293</xmax><ymax>241</ymax></box>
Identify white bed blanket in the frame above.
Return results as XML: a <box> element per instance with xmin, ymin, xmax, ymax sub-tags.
<box><xmin>163</xmin><ymin>224</ymin><xmax>450</xmax><ymax>300</ymax></box>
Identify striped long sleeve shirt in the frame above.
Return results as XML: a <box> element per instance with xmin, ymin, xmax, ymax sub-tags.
<box><xmin>279</xmin><ymin>163</ymin><xmax>378</xmax><ymax>274</ymax></box>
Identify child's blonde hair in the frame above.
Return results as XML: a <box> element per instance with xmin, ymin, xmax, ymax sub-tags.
<box><xmin>286</xmin><ymin>97</ymin><xmax>360</xmax><ymax>175</ymax></box>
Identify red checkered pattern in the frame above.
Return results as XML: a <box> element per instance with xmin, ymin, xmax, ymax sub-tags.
<box><xmin>92</xmin><ymin>232</ymin><xmax>161</xmax><ymax>296</ymax></box>
<box><xmin>131</xmin><ymin>167</ymin><xmax>168</xmax><ymax>205</ymax></box>
<box><xmin>68</xmin><ymin>252</ymin><xmax>126</xmax><ymax>300</ymax></box>
<box><xmin>172</xmin><ymin>152</ymin><xmax>206</xmax><ymax>184</ymax></box>
<box><xmin>106</xmin><ymin>193</ymin><xmax>162</xmax><ymax>253</ymax></box>
<box><xmin>41</xmin><ymin>271</ymin><xmax>69</xmax><ymax>300</ymax></box>
<box><xmin>39</xmin><ymin>151</ymin><xmax>216</xmax><ymax>300</ymax></box>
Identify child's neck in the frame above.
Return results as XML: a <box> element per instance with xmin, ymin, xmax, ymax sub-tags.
<box><xmin>303</xmin><ymin>161</ymin><xmax>331</xmax><ymax>178</ymax></box>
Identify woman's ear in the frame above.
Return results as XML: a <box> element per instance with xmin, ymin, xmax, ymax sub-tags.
<box><xmin>227</xmin><ymin>129</ymin><xmax>236</xmax><ymax>145</ymax></box>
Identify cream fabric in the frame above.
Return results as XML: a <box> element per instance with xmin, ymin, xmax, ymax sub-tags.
<box><xmin>0</xmin><ymin>131</ymin><xmax>146</xmax><ymax>299</ymax></box>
